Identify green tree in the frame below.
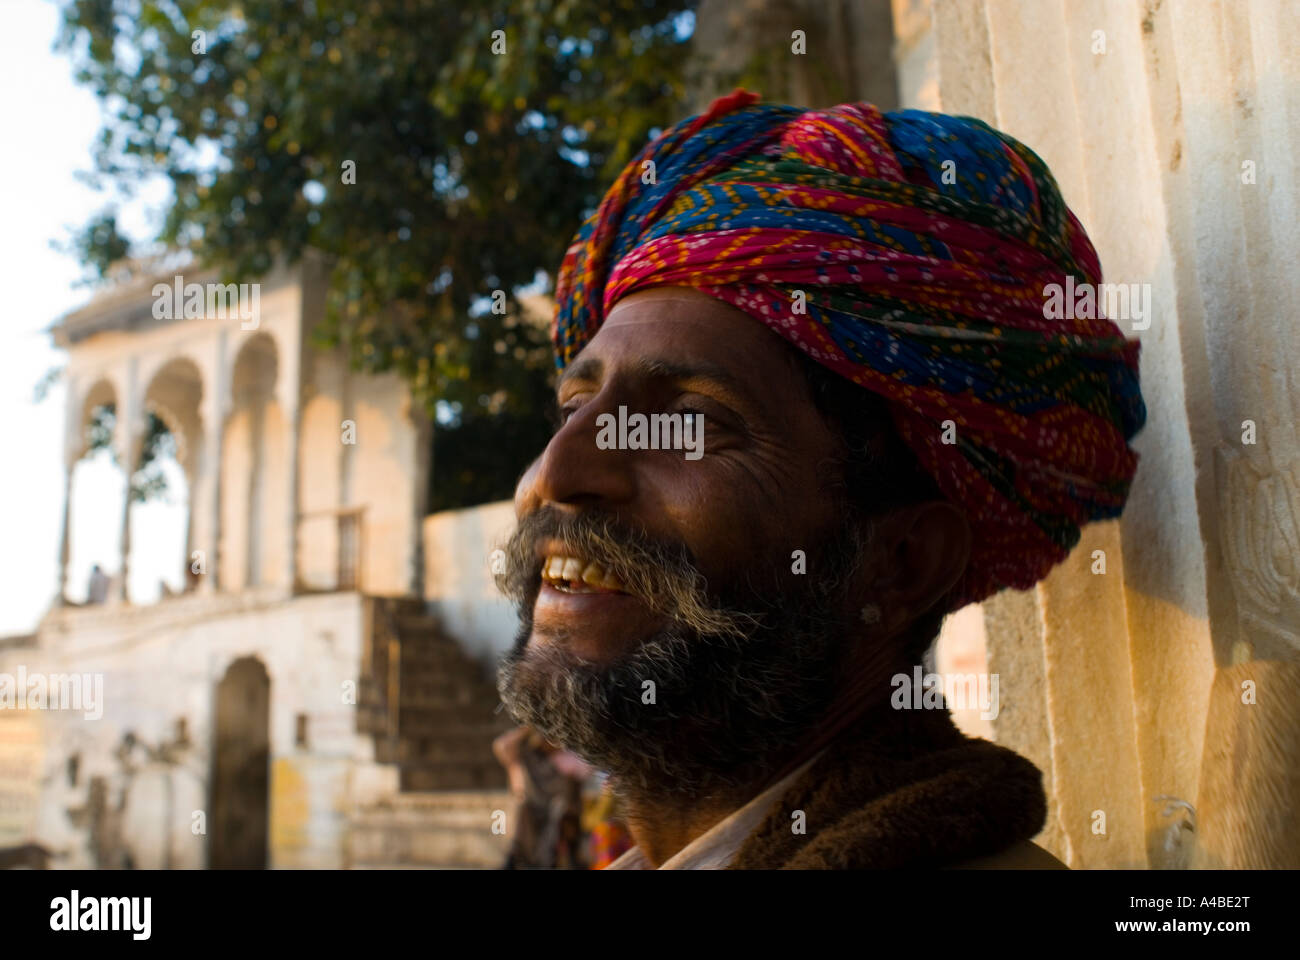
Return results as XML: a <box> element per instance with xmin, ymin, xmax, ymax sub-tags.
<box><xmin>58</xmin><ymin>0</ymin><xmax>698</xmax><ymax>506</ymax></box>
<box><xmin>83</xmin><ymin>404</ymin><xmax>177</xmax><ymax>503</ymax></box>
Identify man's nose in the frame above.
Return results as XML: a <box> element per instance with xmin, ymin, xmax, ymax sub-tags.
<box><xmin>520</xmin><ymin>395</ymin><xmax>636</xmax><ymax>512</ymax></box>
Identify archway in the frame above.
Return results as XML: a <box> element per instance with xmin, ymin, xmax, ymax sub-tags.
<box><xmin>66</xmin><ymin>379</ymin><xmax>126</xmax><ymax>604</ymax></box>
<box><xmin>130</xmin><ymin>357</ymin><xmax>203</xmax><ymax>602</ymax></box>
<box><xmin>222</xmin><ymin>333</ymin><xmax>284</xmax><ymax>589</ymax></box>
<box><xmin>208</xmin><ymin>657</ymin><xmax>270</xmax><ymax>869</ymax></box>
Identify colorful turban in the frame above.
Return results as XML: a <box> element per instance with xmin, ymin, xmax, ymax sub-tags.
<box><xmin>552</xmin><ymin>89</ymin><xmax>1145</xmax><ymax>609</ymax></box>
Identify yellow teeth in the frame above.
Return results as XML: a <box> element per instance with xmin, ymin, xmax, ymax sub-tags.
<box><xmin>541</xmin><ymin>555</ymin><xmax>627</xmax><ymax>591</ymax></box>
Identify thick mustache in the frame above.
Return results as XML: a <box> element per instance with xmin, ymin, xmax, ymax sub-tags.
<box><xmin>495</xmin><ymin>508</ymin><xmax>753</xmax><ymax>638</ymax></box>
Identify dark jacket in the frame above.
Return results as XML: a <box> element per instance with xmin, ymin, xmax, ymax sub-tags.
<box><xmin>729</xmin><ymin>702</ymin><xmax>1064</xmax><ymax>869</ymax></box>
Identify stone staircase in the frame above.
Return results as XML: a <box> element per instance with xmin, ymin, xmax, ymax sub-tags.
<box><xmin>348</xmin><ymin>791</ymin><xmax>514</xmax><ymax>868</ymax></box>
<box><xmin>350</xmin><ymin>598</ymin><xmax>515</xmax><ymax>868</ymax></box>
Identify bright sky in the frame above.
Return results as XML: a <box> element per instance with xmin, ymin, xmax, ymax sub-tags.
<box><xmin>0</xmin><ymin>3</ymin><xmax>700</xmax><ymax>637</ymax></box>
<box><xmin>0</xmin><ymin>0</ymin><xmax>184</xmax><ymax>635</ymax></box>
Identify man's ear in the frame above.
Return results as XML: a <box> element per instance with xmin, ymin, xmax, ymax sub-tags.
<box><xmin>858</xmin><ymin>500</ymin><xmax>971</xmax><ymax>640</ymax></box>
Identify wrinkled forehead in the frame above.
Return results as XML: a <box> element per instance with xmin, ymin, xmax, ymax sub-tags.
<box><xmin>560</xmin><ymin>286</ymin><xmax>807</xmax><ymax>398</ymax></box>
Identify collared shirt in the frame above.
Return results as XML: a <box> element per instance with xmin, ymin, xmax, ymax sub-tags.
<box><xmin>604</xmin><ymin>753</ymin><xmax>822</xmax><ymax>870</ymax></box>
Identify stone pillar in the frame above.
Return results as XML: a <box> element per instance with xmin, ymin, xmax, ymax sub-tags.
<box><xmin>56</xmin><ymin>457</ymin><xmax>75</xmax><ymax>605</ymax></box>
<box><xmin>277</xmin><ymin>295</ymin><xmax>304</xmax><ymax>595</ymax></box>
<box><xmin>56</xmin><ymin>377</ymin><xmax>80</xmax><ymax>605</ymax></box>
<box><xmin>285</xmin><ymin>400</ymin><xmax>301</xmax><ymax>593</ymax></box>
<box><xmin>195</xmin><ymin>330</ymin><xmax>228</xmax><ymax>593</ymax></box>
<box><xmin>903</xmin><ymin>0</ymin><xmax>1300</xmax><ymax>868</ymax></box>
<box><xmin>339</xmin><ymin>359</ymin><xmax>355</xmax><ymax>592</ymax></box>
<box><xmin>246</xmin><ymin>402</ymin><xmax>265</xmax><ymax>587</ymax></box>
<box><xmin>114</xmin><ymin>356</ymin><xmax>143</xmax><ymax>604</ymax></box>
<box><xmin>409</xmin><ymin>404</ymin><xmax>433</xmax><ymax>597</ymax></box>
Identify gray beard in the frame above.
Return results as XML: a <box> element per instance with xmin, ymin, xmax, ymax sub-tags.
<box><xmin>497</xmin><ymin>532</ymin><xmax>866</xmax><ymax>808</ymax></box>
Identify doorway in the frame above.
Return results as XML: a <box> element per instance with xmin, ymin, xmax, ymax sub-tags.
<box><xmin>209</xmin><ymin>657</ymin><xmax>270</xmax><ymax>868</ymax></box>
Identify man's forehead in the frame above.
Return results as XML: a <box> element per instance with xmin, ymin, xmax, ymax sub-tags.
<box><xmin>562</xmin><ymin>287</ymin><xmax>800</xmax><ymax>388</ymax></box>
<box><xmin>606</xmin><ymin>286</ymin><xmax>720</xmax><ymax>314</ymax></box>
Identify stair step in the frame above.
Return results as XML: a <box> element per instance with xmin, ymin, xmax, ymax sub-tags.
<box><xmin>367</xmin><ymin>601</ymin><xmax>516</xmax><ymax>798</ymax></box>
<box><xmin>377</xmin><ymin>739</ymin><xmax>501</xmax><ymax>765</ymax></box>
<box><xmin>401</xmin><ymin>766</ymin><xmax>507</xmax><ymax>792</ymax></box>
<box><xmin>395</xmin><ymin>614</ymin><xmax>453</xmax><ymax>638</ymax></box>
<box><xmin>399</xmin><ymin>713</ymin><xmax>504</xmax><ymax>735</ymax></box>
<box><xmin>400</xmin><ymin>663</ymin><xmax>487</xmax><ymax>684</ymax></box>
<box><xmin>400</xmin><ymin>676</ymin><xmax>496</xmax><ymax>697</ymax></box>
<box><xmin>400</xmin><ymin>699</ymin><xmax>505</xmax><ymax>718</ymax></box>
<box><xmin>348</xmin><ymin>825</ymin><xmax>509</xmax><ymax>868</ymax></box>
<box><xmin>399</xmin><ymin>638</ymin><xmax>480</xmax><ymax>661</ymax></box>
<box><xmin>401</xmin><ymin>672</ymin><xmax>497</xmax><ymax>693</ymax></box>
<box><xmin>398</xmin><ymin>650</ymin><xmax>492</xmax><ymax>673</ymax></box>
<box><xmin>398</xmin><ymin>726</ymin><xmax>502</xmax><ymax>744</ymax></box>
<box><xmin>396</xmin><ymin>739</ymin><xmax>499</xmax><ymax>765</ymax></box>
<box><xmin>399</xmin><ymin>670</ymin><xmax>495</xmax><ymax>695</ymax></box>
<box><xmin>400</xmin><ymin>660</ymin><xmax>487</xmax><ymax>680</ymax></box>
<box><xmin>355</xmin><ymin>790</ymin><xmax>513</xmax><ymax>814</ymax></box>
<box><xmin>399</xmin><ymin>686</ymin><xmax>495</xmax><ymax>710</ymax></box>
<box><xmin>348</xmin><ymin>789</ymin><xmax>515</xmax><ymax>868</ymax></box>
<box><xmin>398</xmin><ymin>714</ymin><xmax>509</xmax><ymax>737</ymax></box>
<box><xmin>399</xmin><ymin>717</ymin><xmax>503</xmax><ymax>738</ymax></box>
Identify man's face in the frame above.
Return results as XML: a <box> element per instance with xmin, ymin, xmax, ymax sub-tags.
<box><xmin>497</xmin><ymin>287</ymin><xmax>874</xmax><ymax>798</ymax></box>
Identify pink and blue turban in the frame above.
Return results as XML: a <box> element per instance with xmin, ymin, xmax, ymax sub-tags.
<box><xmin>552</xmin><ymin>90</ymin><xmax>1145</xmax><ymax>609</ymax></box>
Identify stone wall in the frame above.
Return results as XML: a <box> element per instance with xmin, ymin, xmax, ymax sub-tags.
<box><xmin>422</xmin><ymin>501</ymin><xmax>519</xmax><ymax>666</ymax></box>
<box><xmin>57</xmin><ymin>251</ymin><xmax>428</xmax><ymax>606</ymax></box>
<box><xmin>897</xmin><ymin>0</ymin><xmax>1300</xmax><ymax>868</ymax></box>
<box><xmin>297</xmin><ymin>351</ymin><xmax>429</xmax><ymax>597</ymax></box>
<box><xmin>685</xmin><ymin>0</ymin><xmax>1300</xmax><ymax>869</ymax></box>
<box><xmin>5</xmin><ymin>591</ymin><xmax>393</xmax><ymax>869</ymax></box>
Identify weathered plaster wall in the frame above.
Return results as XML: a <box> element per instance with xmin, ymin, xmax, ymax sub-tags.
<box><xmin>899</xmin><ymin>0</ymin><xmax>1299</xmax><ymax>868</ymax></box>
<box><xmin>33</xmin><ymin>252</ymin><xmax>426</xmax><ymax>867</ymax></box>
<box><xmin>423</xmin><ymin>501</ymin><xmax>519</xmax><ymax>665</ymax></box>
<box><xmin>9</xmin><ymin>592</ymin><xmax>387</xmax><ymax>869</ymax></box>
<box><xmin>349</xmin><ymin>371</ymin><xmax>427</xmax><ymax>597</ymax></box>
<box><xmin>59</xmin><ymin>253</ymin><xmax>426</xmax><ymax>602</ymax></box>
<box><xmin>297</xmin><ymin>358</ymin><xmax>345</xmax><ymax>592</ymax></box>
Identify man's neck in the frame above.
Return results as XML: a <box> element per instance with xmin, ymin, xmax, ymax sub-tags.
<box><xmin>615</xmin><ymin>724</ymin><xmax>839</xmax><ymax>867</ymax></box>
<box><xmin>616</xmin><ymin>639</ymin><xmax>906</xmax><ymax>868</ymax></box>
<box><xmin>620</xmin><ymin>793</ymin><xmax>741</xmax><ymax>868</ymax></box>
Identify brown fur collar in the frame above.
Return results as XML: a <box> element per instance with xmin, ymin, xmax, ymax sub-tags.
<box><xmin>728</xmin><ymin>703</ymin><xmax>1048</xmax><ymax>869</ymax></box>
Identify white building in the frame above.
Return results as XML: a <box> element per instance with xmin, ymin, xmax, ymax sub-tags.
<box><xmin>0</xmin><ymin>253</ymin><xmax>516</xmax><ymax>868</ymax></box>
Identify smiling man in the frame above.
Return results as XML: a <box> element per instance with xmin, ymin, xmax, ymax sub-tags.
<box><xmin>495</xmin><ymin>91</ymin><xmax>1146</xmax><ymax>869</ymax></box>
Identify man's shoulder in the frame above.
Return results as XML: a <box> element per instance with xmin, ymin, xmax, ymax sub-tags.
<box><xmin>946</xmin><ymin>840</ymin><xmax>1067</xmax><ymax>870</ymax></box>
<box><xmin>729</xmin><ymin>708</ymin><xmax>1059</xmax><ymax>869</ymax></box>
